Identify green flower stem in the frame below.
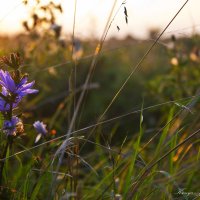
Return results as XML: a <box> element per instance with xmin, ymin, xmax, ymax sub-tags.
<box><xmin>0</xmin><ymin>140</ymin><xmax>9</xmax><ymax>186</ymax></box>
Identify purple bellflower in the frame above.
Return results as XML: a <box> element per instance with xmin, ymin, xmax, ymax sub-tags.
<box><xmin>0</xmin><ymin>87</ymin><xmax>20</xmax><ymax>111</ymax></box>
<box><xmin>33</xmin><ymin>121</ymin><xmax>48</xmax><ymax>143</ymax></box>
<box><xmin>3</xmin><ymin>116</ymin><xmax>20</xmax><ymax>136</ymax></box>
<box><xmin>0</xmin><ymin>70</ymin><xmax>38</xmax><ymax>111</ymax></box>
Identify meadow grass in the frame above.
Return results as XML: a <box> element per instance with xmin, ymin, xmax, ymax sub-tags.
<box><xmin>0</xmin><ymin>0</ymin><xmax>200</xmax><ymax>200</ymax></box>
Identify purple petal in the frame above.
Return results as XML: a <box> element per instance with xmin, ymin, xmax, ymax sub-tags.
<box><xmin>0</xmin><ymin>93</ymin><xmax>19</xmax><ymax>111</ymax></box>
<box><xmin>33</xmin><ymin>121</ymin><xmax>47</xmax><ymax>136</ymax></box>
<box><xmin>0</xmin><ymin>98</ymin><xmax>10</xmax><ymax>111</ymax></box>
<box><xmin>1</xmin><ymin>87</ymin><xmax>8</xmax><ymax>96</ymax></box>
<box><xmin>0</xmin><ymin>70</ymin><xmax>16</xmax><ymax>92</ymax></box>
<box><xmin>25</xmin><ymin>89</ymin><xmax>38</xmax><ymax>94</ymax></box>
<box><xmin>17</xmin><ymin>77</ymin><xmax>28</xmax><ymax>88</ymax></box>
<box><xmin>17</xmin><ymin>81</ymin><xmax>35</xmax><ymax>92</ymax></box>
<box><xmin>0</xmin><ymin>80</ymin><xmax>7</xmax><ymax>88</ymax></box>
<box><xmin>4</xmin><ymin>71</ymin><xmax>16</xmax><ymax>92</ymax></box>
<box><xmin>18</xmin><ymin>89</ymin><xmax>38</xmax><ymax>97</ymax></box>
<box><xmin>12</xmin><ymin>116</ymin><xmax>20</xmax><ymax>125</ymax></box>
<box><xmin>3</xmin><ymin>116</ymin><xmax>20</xmax><ymax>136</ymax></box>
<box><xmin>22</xmin><ymin>81</ymin><xmax>35</xmax><ymax>89</ymax></box>
<box><xmin>0</xmin><ymin>70</ymin><xmax>8</xmax><ymax>88</ymax></box>
<box><xmin>0</xmin><ymin>70</ymin><xmax>7</xmax><ymax>83</ymax></box>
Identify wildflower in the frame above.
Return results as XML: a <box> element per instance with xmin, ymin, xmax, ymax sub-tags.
<box><xmin>3</xmin><ymin>116</ymin><xmax>22</xmax><ymax>136</ymax></box>
<box><xmin>0</xmin><ymin>87</ymin><xmax>21</xmax><ymax>111</ymax></box>
<box><xmin>0</xmin><ymin>70</ymin><xmax>38</xmax><ymax>99</ymax></box>
<box><xmin>33</xmin><ymin>121</ymin><xmax>48</xmax><ymax>143</ymax></box>
<box><xmin>0</xmin><ymin>70</ymin><xmax>38</xmax><ymax>111</ymax></box>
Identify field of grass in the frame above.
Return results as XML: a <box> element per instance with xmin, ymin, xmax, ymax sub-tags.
<box><xmin>0</xmin><ymin>0</ymin><xmax>200</xmax><ymax>200</ymax></box>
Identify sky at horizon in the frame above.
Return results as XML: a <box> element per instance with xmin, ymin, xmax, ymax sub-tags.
<box><xmin>0</xmin><ymin>0</ymin><xmax>199</xmax><ymax>39</ymax></box>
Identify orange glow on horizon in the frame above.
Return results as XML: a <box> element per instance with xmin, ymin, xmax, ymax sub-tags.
<box><xmin>0</xmin><ymin>0</ymin><xmax>200</xmax><ymax>39</ymax></box>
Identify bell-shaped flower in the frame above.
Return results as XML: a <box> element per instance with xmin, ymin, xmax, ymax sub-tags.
<box><xmin>33</xmin><ymin>121</ymin><xmax>48</xmax><ymax>143</ymax></box>
<box><xmin>3</xmin><ymin>116</ymin><xmax>21</xmax><ymax>136</ymax></box>
<box><xmin>0</xmin><ymin>70</ymin><xmax>38</xmax><ymax>99</ymax></box>
<box><xmin>0</xmin><ymin>87</ymin><xmax>21</xmax><ymax>111</ymax></box>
